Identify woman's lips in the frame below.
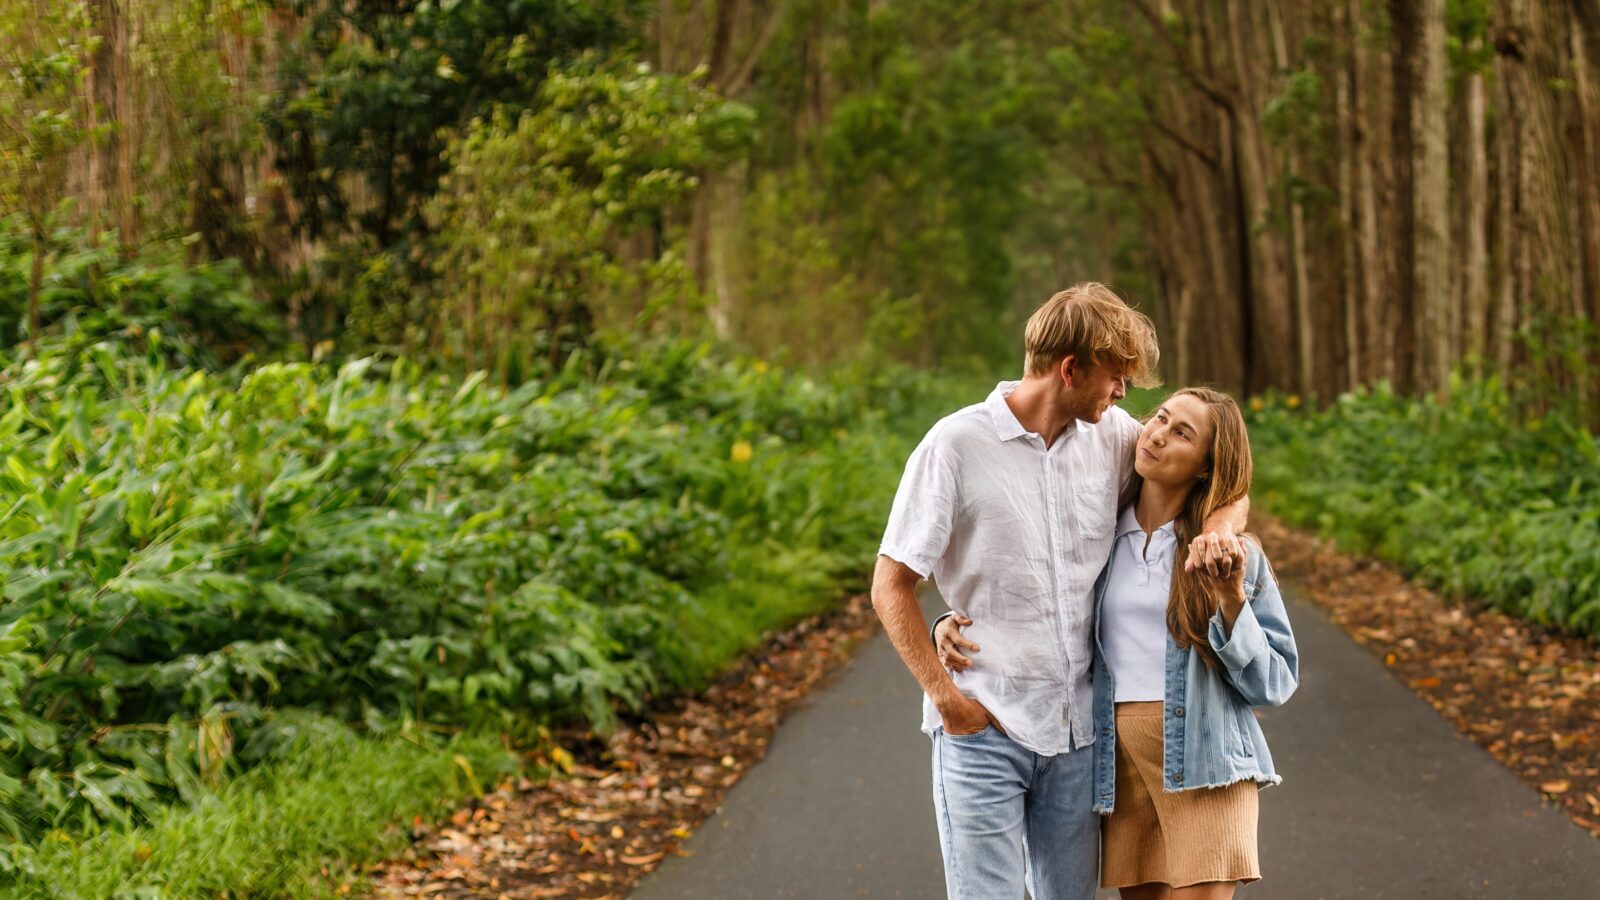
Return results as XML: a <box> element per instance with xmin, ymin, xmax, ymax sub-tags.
<box><xmin>1140</xmin><ymin>447</ymin><xmax>1159</xmax><ymax>461</ymax></box>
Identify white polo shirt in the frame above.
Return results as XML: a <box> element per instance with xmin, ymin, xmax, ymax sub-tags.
<box><xmin>1101</xmin><ymin>505</ymin><xmax>1178</xmax><ymax>702</ymax></box>
<box><xmin>878</xmin><ymin>380</ymin><xmax>1140</xmax><ymax>755</ymax></box>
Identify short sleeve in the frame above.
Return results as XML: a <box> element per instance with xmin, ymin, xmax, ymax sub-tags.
<box><xmin>1104</xmin><ymin>405</ymin><xmax>1143</xmax><ymax>494</ymax></box>
<box><xmin>877</xmin><ymin>431</ymin><xmax>960</xmax><ymax>579</ymax></box>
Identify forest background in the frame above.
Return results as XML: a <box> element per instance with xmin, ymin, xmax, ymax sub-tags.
<box><xmin>1</xmin><ymin>0</ymin><xmax>1598</xmax><ymax>894</ymax></box>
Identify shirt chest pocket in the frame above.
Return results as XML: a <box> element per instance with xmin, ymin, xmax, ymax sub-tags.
<box><xmin>1072</xmin><ymin>473</ymin><xmax>1116</xmax><ymax>542</ymax></box>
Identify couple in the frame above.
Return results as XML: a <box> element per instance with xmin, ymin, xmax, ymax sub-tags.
<box><xmin>872</xmin><ymin>283</ymin><xmax>1299</xmax><ymax>899</ymax></box>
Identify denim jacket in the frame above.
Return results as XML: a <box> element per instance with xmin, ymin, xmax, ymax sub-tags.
<box><xmin>1091</xmin><ymin>542</ymin><xmax>1299</xmax><ymax>814</ymax></box>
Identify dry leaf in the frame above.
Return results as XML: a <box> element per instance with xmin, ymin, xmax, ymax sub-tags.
<box><xmin>367</xmin><ymin>596</ymin><xmax>892</xmax><ymax>898</ymax></box>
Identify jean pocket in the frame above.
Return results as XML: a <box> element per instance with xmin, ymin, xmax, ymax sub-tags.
<box><xmin>943</xmin><ymin>724</ymin><xmax>994</xmax><ymax>742</ymax></box>
<box><xmin>1230</xmin><ymin>709</ymin><xmax>1255</xmax><ymax>758</ymax></box>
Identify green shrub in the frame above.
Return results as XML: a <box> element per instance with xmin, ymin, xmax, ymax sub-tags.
<box><xmin>1247</xmin><ymin>378</ymin><xmax>1600</xmax><ymax>635</ymax></box>
<box><xmin>0</xmin><ymin>218</ymin><xmax>280</xmax><ymax>364</ymax></box>
<box><xmin>3</xmin><ymin>715</ymin><xmax>516</xmax><ymax>897</ymax></box>
<box><xmin>0</xmin><ymin>335</ymin><xmax>955</xmax><ymax>860</ymax></box>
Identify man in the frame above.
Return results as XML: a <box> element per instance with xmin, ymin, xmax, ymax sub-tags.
<box><xmin>872</xmin><ymin>283</ymin><xmax>1246</xmax><ymax>900</ymax></box>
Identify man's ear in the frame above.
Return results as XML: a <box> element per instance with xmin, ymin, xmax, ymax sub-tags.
<box><xmin>1058</xmin><ymin>354</ymin><xmax>1077</xmax><ymax>389</ymax></box>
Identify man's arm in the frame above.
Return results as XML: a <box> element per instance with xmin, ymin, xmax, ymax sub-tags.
<box><xmin>871</xmin><ymin>556</ymin><xmax>999</xmax><ymax>735</ymax></box>
<box><xmin>1205</xmin><ymin>494</ymin><xmax>1249</xmax><ymax>534</ymax></box>
<box><xmin>1187</xmin><ymin>494</ymin><xmax>1250</xmax><ymax>575</ymax></box>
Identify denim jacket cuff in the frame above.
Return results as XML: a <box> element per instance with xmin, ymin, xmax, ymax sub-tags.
<box><xmin>1209</xmin><ymin>602</ymin><xmax>1267</xmax><ymax>671</ymax></box>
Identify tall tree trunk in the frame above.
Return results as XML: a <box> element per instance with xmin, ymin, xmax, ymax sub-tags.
<box><xmin>1569</xmin><ymin>5</ymin><xmax>1600</xmax><ymax>332</ymax></box>
<box><xmin>1388</xmin><ymin>0</ymin><xmax>1419</xmax><ymax>393</ymax></box>
<box><xmin>115</xmin><ymin>0</ymin><xmax>139</xmax><ymax>260</ymax></box>
<box><xmin>1573</xmin><ymin>0</ymin><xmax>1600</xmax><ymax>426</ymax></box>
<box><xmin>1499</xmin><ymin>0</ymin><xmax>1575</xmax><ymax>399</ymax></box>
<box><xmin>682</xmin><ymin>0</ymin><xmax>788</xmax><ymax>339</ymax></box>
<box><xmin>1351</xmin><ymin>0</ymin><xmax>1387</xmax><ymax>385</ymax></box>
<box><xmin>1461</xmin><ymin>55</ymin><xmax>1491</xmax><ymax>372</ymax></box>
<box><xmin>90</xmin><ymin>0</ymin><xmax>120</xmax><ymax>249</ymax></box>
<box><xmin>1337</xmin><ymin>0</ymin><xmax>1362</xmax><ymax>390</ymax></box>
<box><xmin>1224</xmin><ymin>0</ymin><xmax>1295</xmax><ymax>393</ymax></box>
<box><xmin>1412</xmin><ymin>0</ymin><xmax>1452</xmax><ymax>393</ymax></box>
<box><xmin>1492</xmin><ymin>48</ymin><xmax>1522</xmax><ymax>371</ymax></box>
<box><xmin>1266</xmin><ymin>0</ymin><xmax>1316</xmax><ymax>397</ymax></box>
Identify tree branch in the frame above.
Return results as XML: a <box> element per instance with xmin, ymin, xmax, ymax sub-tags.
<box><xmin>1129</xmin><ymin>0</ymin><xmax>1237</xmax><ymax>110</ymax></box>
<box><xmin>723</xmin><ymin>0</ymin><xmax>792</xmax><ymax>97</ymax></box>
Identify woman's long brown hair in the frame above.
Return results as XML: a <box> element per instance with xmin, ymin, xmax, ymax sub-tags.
<box><xmin>1124</xmin><ymin>387</ymin><xmax>1254</xmax><ymax>669</ymax></box>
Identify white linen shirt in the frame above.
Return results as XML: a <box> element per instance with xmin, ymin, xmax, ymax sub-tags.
<box><xmin>878</xmin><ymin>380</ymin><xmax>1141</xmax><ymax>756</ymax></box>
<box><xmin>1100</xmin><ymin>505</ymin><xmax>1177</xmax><ymax>702</ymax></box>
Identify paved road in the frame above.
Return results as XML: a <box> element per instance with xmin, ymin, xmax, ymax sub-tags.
<box><xmin>633</xmin><ymin>585</ymin><xmax>1600</xmax><ymax>898</ymax></box>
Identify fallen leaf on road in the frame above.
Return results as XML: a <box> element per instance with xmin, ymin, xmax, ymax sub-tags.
<box><xmin>371</xmin><ymin>594</ymin><xmax>882</xmax><ymax>898</ymax></box>
<box><xmin>1257</xmin><ymin>514</ymin><xmax>1599</xmax><ymax>841</ymax></box>
<box><xmin>620</xmin><ymin>851</ymin><xmax>666</xmax><ymax>866</ymax></box>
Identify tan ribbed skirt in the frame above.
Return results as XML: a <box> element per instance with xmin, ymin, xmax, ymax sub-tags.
<box><xmin>1100</xmin><ymin>701</ymin><xmax>1261</xmax><ymax>889</ymax></box>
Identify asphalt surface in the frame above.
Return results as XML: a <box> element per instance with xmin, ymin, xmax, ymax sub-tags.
<box><xmin>632</xmin><ymin>584</ymin><xmax>1600</xmax><ymax>899</ymax></box>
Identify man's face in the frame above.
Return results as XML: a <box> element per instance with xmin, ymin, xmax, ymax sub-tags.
<box><xmin>1062</xmin><ymin>356</ymin><xmax>1128</xmax><ymax>424</ymax></box>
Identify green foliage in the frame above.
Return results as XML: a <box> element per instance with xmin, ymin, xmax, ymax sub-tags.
<box><xmin>0</xmin><ymin>218</ymin><xmax>281</xmax><ymax>362</ymax></box>
<box><xmin>3</xmin><ymin>716</ymin><xmax>517</xmax><ymax>896</ymax></box>
<box><xmin>0</xmin><ymin>3</ymin><xmax>94</xmax><ymax>228</ymax></box>
<box><xmin>816</xmin><ymin>30</ymin><xmax>1048</xmax><ymax>367</ymax></box>
<box><xmin>264</xmin><ymin>0</ymin><xmax>633</xmax><ymax>250</ymax></box>
<box><xmin>419</xmin><ymin>56</ymin><xmax>756</xmax><ymax>378</ymax></box>
<box><xmin>733</xmin><ymin>0</ymin><xmax>1122</xmax><ymax>371</ymax></box>
<box><xmin>0</xmin><ymin>336</ymin><xmax>946</xmax><ymax>855</ymax></box>
<box><xmin>1249</xmin><ymin>379</ymin><xmax>1600</xmax><ymax>636</ymax></box>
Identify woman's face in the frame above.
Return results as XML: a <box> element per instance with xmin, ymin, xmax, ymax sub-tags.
<box><xmin>1135</xmin><ymin>393</ymin><xmax>1215</xmax><ymax>487</ymax></box>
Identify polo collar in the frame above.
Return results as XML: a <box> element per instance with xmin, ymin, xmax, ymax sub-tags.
<box><xmin>1117</xmin><ymin>504</ymin><xmax>1178</xmax><ymax>540</ymax></box>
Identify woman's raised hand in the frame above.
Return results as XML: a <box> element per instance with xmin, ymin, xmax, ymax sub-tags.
<box><xmin>935</xmin><ymin>613</ymin><xmax>979</xmax><ymax>671</ymax></box>
<box><xmin>1186</xmin><ymin>527</ymin><xmax>1245</xmax><ymax>577</ymax></box>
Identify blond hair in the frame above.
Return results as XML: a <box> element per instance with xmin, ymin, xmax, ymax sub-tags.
<box><xmin>1023</xmin><ymin>282</ymin><xmax>1161</xmax><ymax>386</ymax></box>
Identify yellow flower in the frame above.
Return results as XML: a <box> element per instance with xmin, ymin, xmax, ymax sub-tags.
<box><xmin>1249</xmin><ymin>397</ymin><xmax>1264</xmax><ymax>412</ymax></box>
<box><xmin>1286</xmin><ymin>394</ymin><xmax>1301</xmax><ymax>409</ymax></box>
<box><xmin>730</xmin><ymin>440</ymin><xmax>753</xmax><ymax>463</ymax></box>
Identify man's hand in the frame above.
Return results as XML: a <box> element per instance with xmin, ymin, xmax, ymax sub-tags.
<box><xmin>1186</xmin><ymin>493</ymin><xmax>1249</xmax><ymax>576</ymax></box>
<box><xmin>1184</xmin><ymin>525</ymin><xmax>1244</xmax><ymax>577</ymax></box>
<box><xmin>934</xmin><ymin>613</ymin><xmax>978</xmax><ymax>671</ymax></box>
<box><xmin>939</xmin><ymin>694</ymin><xmax>1006</xmax><ymax>737</ymax></box>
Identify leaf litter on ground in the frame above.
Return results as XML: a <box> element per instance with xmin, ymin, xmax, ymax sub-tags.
<box><xmin>374</xmin><ymin>514</ymin><xmax>1599</xmax><ymax>898</ymax></box>
<box><xmin>371</xmin><ymin>594</ymin><xmax>881</xmax><ymax>898</ymax></box>
<box><xmin>1256</xmin><ymin>514</ymin><xmax>1600</xmax><ymax>840</ymax></box>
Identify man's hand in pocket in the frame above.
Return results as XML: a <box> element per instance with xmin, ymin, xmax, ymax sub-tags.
<box><xmin>939</xmin><ymin>695</ymin><xmax>1007</xmax><ymax>737</ymax></box>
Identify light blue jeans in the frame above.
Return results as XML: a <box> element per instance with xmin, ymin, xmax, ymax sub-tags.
<box><xmin>931</xmin><ymin>724</ymin><xmax>1099</xmax><ymax>900</ymax></box>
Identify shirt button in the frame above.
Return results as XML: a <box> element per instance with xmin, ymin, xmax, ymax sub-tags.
<box><xmin>1174</xmin><ymin>706</ymin><xmax>1184</xmax><ymax>717</ymax></box>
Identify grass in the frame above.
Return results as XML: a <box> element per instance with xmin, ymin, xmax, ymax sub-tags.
<box><xmin>4</xmin><ymin>718</ymin><xmax>520</xmax><ymax>898</ymax></box>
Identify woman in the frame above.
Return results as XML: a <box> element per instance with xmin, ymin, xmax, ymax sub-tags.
<box><xmin>935</xmin><ymin>387</ymin><xmax>1299</xmax><ymax>899</ymax></box>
